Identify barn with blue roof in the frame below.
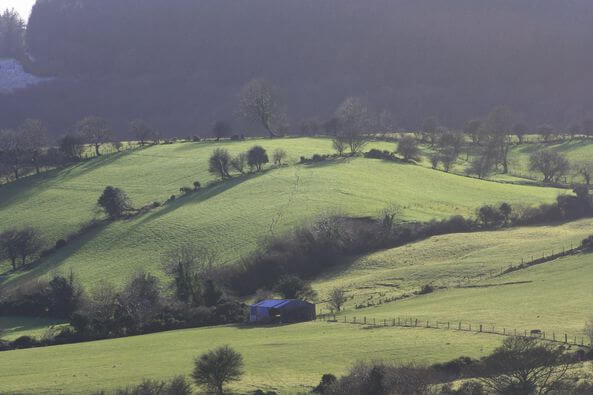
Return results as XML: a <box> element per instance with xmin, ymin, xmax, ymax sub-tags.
<box><xmin>249</xmin><ymin>299</ymin><xmax>316</xmax><ymax>324</ymax></box>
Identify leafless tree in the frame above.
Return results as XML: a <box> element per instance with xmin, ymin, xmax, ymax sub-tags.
<box><xmin>328</xmin><ymin>287</ymin><xmax>347</xmax><ymax>312</ymax></box>
<box><xmin>239</xmin><ymin>79</ymin><xmax>286</xmax><ymax>138</ymax></box>
<box><xmin>77</xmin><ymin>116</ymin><xmax>113</xmax><ymax>156</ymax></box>
<box><xmin>335</xmin><ymin>97</ymin><xmax>371</xmax><ymax>154</ymax></box>
<box><xmin>396</xmin><ymin>136</ymin><xmax>421</xmax><ymax>162</ymax></box>
<box><xmin>208</xmin><ymin>148</ymin><xmax>232</xmax><ymax>179</ymax></box>
<box><xmin>574</xmin><ymin>160</ymin><xmax>593</xmax><ymax>185</ymax></box>
<box><xmin>529</xmin><ymin>150</ymin><xmax>570</xmax><ymax>183</ymax></box>
<box><xmin>230</xmin><ymin>152</ymin><xmax>247</xmax><ymax>174</ymax></box>
<box><xmin>272</xmin><ymin>148</ymin><xmax>287</xmax><ymax>165</ymax></box>
<box><xmin>19</xmin><ymin>119</ymin><xmax>48</xmax><ymax>174</ymax></box>
<box><xmin>129</xmin><ymin>119</ymin><xmax>154</xmax><ymax>146</ymax></box>
<box><xmin>479</xmin><ymin>337</ymin><xmax>570</xmax><ymax>395</ymax></box>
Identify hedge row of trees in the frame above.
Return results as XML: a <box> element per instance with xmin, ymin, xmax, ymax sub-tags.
<box><xmin>208</xmin><ymin>145</ymin><xmax>287</xmax><ymax>180</ymax></box>
<box><xmin>0</xmin><ymin>248</ymin><xmax>246</xmax><ymax>347</ymax></box>
<box><xmin>314</xmin><ymin>336</ymin><xmax>593</xmax><ymax>395</ymax></box>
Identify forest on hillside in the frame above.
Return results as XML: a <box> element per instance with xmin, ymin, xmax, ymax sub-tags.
<box><xmin>1</xmin><ymin>0</ymin><xmax>593</xmax><ymax>138</ymax></box>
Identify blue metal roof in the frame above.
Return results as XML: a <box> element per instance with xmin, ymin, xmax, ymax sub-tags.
<box><xmin>252</xmin><ymin>299</ymin><xmax>298</xmax><ymax>308</ymax></box>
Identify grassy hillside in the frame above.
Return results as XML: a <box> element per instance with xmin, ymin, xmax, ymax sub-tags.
<box><xmin>355</xmin><ymin>251</ymin><xmax>593</xmax><ymax>338</ymax></box>
<box><xmin>0</xmin><ymin>138</ymin><xmax>563</xmax><ymax>289</ymax></box>
<box><xmin>0</xmin><ymin>321</ymin><xmax>498</xmax><ymax>394</ymax></box>
<box><xmin>313</xmin><ymin>218</ymin><xmax>593</xmax><ymax>311</ymax></box>
<box><xmin>2</xmin><ymin>224</ymin><xmax>591</xmax><ymax>393</ymax></box>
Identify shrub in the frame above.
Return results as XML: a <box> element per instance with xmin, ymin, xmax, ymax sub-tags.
<box><xmin>96</xmin><ymin>376</ymin><xmax>192</xmax><ymax>395</ymax></box>
<box><xmin>97</xmin><ymin>186</ymin><xmax>133</xmax><ymax>219</ymax></box>
<box><xmin>364</xmin><ymin>149</ymin><xmax>397</xmax><ymax>161</ymax></box>
<box><xmin>11</xmin><ymin>336</ymin><xmax>40</xmax><ymax>349</ymax></box>
<box><xmin>179</xmin><ymin>186</ymin><xmax>193</xmax><ymax>195</ymax></box>
<box><xmin>247</xmin><ymin>145</ymin><xmax>269</xmax><ymax>171</ymax></box>
<box><xmin>418</xmin><ymin>284</ymin><xmax>434</xmax><ymax>295</ymax></box>
<box><xmin>230</xmin><ymin>134</ymin><xmax>240</xmax><ymax>141</ymax></box>
<box><xmin>55</xmin><ymin>239</ymin><xmax>67</xmax><ymax>249</ymax></box>
<box><xmin>274</xmin><ymin>275</ymin><xmax>317</xmax><ymax>301</ymax></box>
<box><xmin>208</xmin><ymin>148</ymin><xmax>232</xmax><ymax>179</ymax></box>
<box><xmin>152</xmin><ymin>201</ymin><xmax>161</xmax><ymax>208</ymax></box>
<box><xmin>192</xmin><ymin>346</ymin><xmax>244</xmax><ymax>395</ymax></box>
<box><xmin>396</xmin><ymin>136</ymin><xmax>421</xmax><ymax>162</ymax></box>
<box><xmin>582</xmin><ymin>235</ymin><xmax>593</xmax><ymax>251</ymax></box>
<box><xmin>313</xmin><ymin>374</ymin><xmax>338</xmax><ymax>393</ymax></box>
<box><xmin>193</xmin><ymin>181</ymin><xmax>202</xmax><ymax>190</ymax></box>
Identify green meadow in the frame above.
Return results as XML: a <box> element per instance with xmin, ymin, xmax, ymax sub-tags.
<box><xmin>0</xmin><ymin>138</ymin><xmax>563</xmax><ymax>289</ymax></box>
<box><xmin>0</xmin><ymin>321</ymin><xmax>498</xmax><ymax>394</ymax></box>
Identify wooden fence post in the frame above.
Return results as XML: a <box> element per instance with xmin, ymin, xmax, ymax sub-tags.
<box><xmin>415</xmin><ymin>319</ymin><xmax>418</xmax><ymax>327</ymax></box>
<box><xmin>458</xmin><ymin>322</ymin><xmax>461</xmax><ymax>330</ymax></box>
<box><xmin>447</xmin><ymin>322</ymin><xmax>450</xmax><ymax>330</ymax></box>
<box><xmin>553</xmin><ymin>332</ymin><xmax>555</xmax><ymax>341</ymax></box>
<box><xmin>364</xmin><ymin>317</ymin><xmax>366</xmax><ymax>324</ymax></box>
<box><xmin>565</xmin><ymin>333</ymin><xmax>568</xmax><ymax>343</ymax></box>
<box><xmin>479</xmin><ymin>324</ymin><xmax>483</xmax><ymax>332</ymax></box>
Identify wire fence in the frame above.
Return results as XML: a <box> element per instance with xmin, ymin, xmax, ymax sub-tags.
<box><xmin>316</xmin><ymin>314</ymin><xmax>592</xmax><ymax>348</ymax></box>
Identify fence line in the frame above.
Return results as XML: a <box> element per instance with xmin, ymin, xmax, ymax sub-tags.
<box><xmin>315</xmin><ymin>314</ymin><xmax>592</xmax><ymax>349</ymax></box>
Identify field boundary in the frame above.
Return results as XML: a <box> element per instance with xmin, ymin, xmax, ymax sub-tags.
<box><xmin>318</xmin><ymin>314</ymin><xmax>592</xmax><ymax>349</ymax></box>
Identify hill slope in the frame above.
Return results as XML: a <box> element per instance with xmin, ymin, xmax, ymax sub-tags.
<box><xmin>0</xmin><ymin>139</ymin><xmax>564</xmax><ymax>288</ymax></box>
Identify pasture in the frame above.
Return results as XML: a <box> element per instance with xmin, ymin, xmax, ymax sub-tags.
<box><xmin>0</xmin><ymin>138</ymin><xmax>563</xmax><ymax>289</ymax></box>
<box><xmin>0</xmin><ymin>321</ymin><xmax>498</xmax><ymax>394</ymax></box>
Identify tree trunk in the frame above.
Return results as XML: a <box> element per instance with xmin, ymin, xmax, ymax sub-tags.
<box><xmin>95</xmin><ymin>144</ymin><xmax>101</xmax><ymax>156</ymax></box>
<box><xmin>11</xmin><ymin>258</ymin><xmax>16</xmax><ymax>271</ymax></box>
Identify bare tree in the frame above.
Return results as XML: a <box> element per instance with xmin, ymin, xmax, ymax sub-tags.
<box><xmin>332</xmin><ymin>137</ymin><xmax>347</xmax><ymax>156</ymax></box>
<box><xmin>19</xmin><ymin>119</ymin><xmax>48</xmax><ymax>174</ymax></box>
<box><xmin>529</xmin><ymin>150</ymin><xmax>570</xmax><ymax>183</ymax></box>
<box><xmin>335</xmin><ymin>97</ymin><xmax>371</xmax><ymax>154</ymax></box>
<box><xmin>484</xmin><ymin>106</ymin><xmax>513</xmax><ymax>173</ymax></box>
<box><xmin>129</xmin><ymin>119</ymin><xmax>154</xmax><ymax>146</ymax></box>
<box><xmin>77</xmin><ymin>116</ymin><xmax>113</xmax><ymax>156</ymax></box>
<box><xmin>0</xmin><ymin>227</ymin><xmax>43</xmax><ymax>269</ymax></box>
<box><xmin>272</xmin><ymin>148</ymin><xmax>287</xmax><ymax>165</ymax></box>
<box><xmin>396</xmin><ymin>136</ymin><xmax>421</xmax><ymax>162</ymax></box>
<box><xmin>574</xmin><ymin>160</ymin><xmax>593</xmax><ymax>185</ymax></box>
<box><xmin>212</xmin><ymin>121</ymin><xmax>233</xmax><ymax>141</ymax></box>
<box><xmin>162</xmin><ymin>244</ymin><xmax>217</xmax><ymax>306</ymax></box>
<box><xmin>239</xmin><ymin>79</ymin><xmax>286</xmax><ymax>138</ymax></box>
<box><xmin>59</xmin><ymin>133</ymin><xmax>85</xmax><ymax>160</ymax></box>
<box><xmin>230</xmin><ymin>152</ymin><xmax>247</xmax><ymax>174</ymax></box>
<box><xmin>208</xmin><ymin>148</ymin><xmax>232</xmax><ymax>179</ymax></box>
<box><xmin>512</xmin><ymin>122</ymin><xmax>528</xmax><ymax>144</ymax></box>
<box><xmin>479</xmin><ymin>337</ymin><xmax>570</xmax><ymax>395</ymax></box>
<box><xmin>0</xmin><ymin>128</ymin><xmax>21</xmax><ymax>179</ymax></box>
<box><xmin>328</xmin><ymin>287</ymin><xmax>347</xmax><ymax>312</ymax></box>
<box><xmin>464</xmin><ymin>119</ymin><xmax>483</xmax><ymax>144</ymax></box>
<box><xmin>420</xmin><ymin>116</ymin><xmax>439</xmax><ymax>144</ymax></box>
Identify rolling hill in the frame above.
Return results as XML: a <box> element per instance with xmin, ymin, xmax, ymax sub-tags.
<box><xmin>0</xmin><ymin>138</ymin><xmax>564</xmax><ymax>289</ymax></box>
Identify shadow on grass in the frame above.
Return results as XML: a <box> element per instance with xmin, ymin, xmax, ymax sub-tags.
<box><xmin>232</xmin><ymin>322</ymin><xmax>304</xmax><ymax>330</ymax></box>
<box><xmin>0</xmin><ymin>220</ymin><xmax>109</xmax><ymax>291</ymax></box>
<box><xmin>0</xmin><ymin>149</ymin><xmax>140</xmax><ymax>211</ymax></box>
<box><xmin>132</xmin><ymin>168</ymin><xmax>275</xmax><ymax>226</ymax></box>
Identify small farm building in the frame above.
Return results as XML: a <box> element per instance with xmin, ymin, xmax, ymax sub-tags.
<box><xmin>249</xmin><ymin>299</ymin><xmax>316</xmax><ymax>324</ymax></box>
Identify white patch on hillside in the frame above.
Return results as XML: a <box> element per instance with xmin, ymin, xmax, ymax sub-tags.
<box><xmin>0</xmin><ymin>59</ymin><xmax>51</xmax><ymax>93</ymax></box>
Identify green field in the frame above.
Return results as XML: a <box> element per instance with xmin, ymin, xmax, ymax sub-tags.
<box><xmin>0</xmin><ymin>138</ymin><xmax>564</xmax><ymax>289</ymax></box>
<box><xmin>313</xmin><ymin>218</ymin><xmax>593</xmax><ymax>311</ymax></box>
<box><xmin>0</xmin><ymin>321</ymin><xmax>499</xmax><ymax>394</ymax></box>
<box><xmin>2</xmin><ymin>222</ymin><xmax>592</xmax><ymax>393</ymax></box>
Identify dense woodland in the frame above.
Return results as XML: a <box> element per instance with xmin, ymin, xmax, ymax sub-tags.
<box><xmin>1</xmin><ymin>0</ymin><xmax>593</xmax><ymax>137</ymax></box>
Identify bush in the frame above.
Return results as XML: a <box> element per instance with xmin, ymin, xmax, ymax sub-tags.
<box><xmin>418</xmin><ymin>284</ymin><xmax>434</xmax><ymax>294</ymax></box>
<box><xmin>193</xmin><ymin>346</ymin><xmax>244</xmax><ymax>395</ymax></box>
<box><xmin>193</xmin><ymin>181</ymin><xmax>202</xmax><ymax>190</ymax></box>
<box><xmin>313</xmin><ymin>374</ymin><xmax>338</xmax><ymax>393</ymax></box>
<box><xmin>364</xmin><ymin>149</ymin><xmax>397</xmax><ymax>161</ymax></box>
<box><xmin>95</xmin><ymin>376</ymin><xmax>192</xmax><ymax>395</ymax></box>
<box><xmin>582</xmin><ymin>235</ymin><xmax>593</xmax><ymax>251</ymax></box>
<box><xmin>55</xmin><ymin>239</ymin><xmax>67</xmax><ymax>249</ymax></box>
<box><xmin>179</xmin><ymin>186</ymin><xmax>193</xmax><ymax>195</ymax></box>
<box><xmin>11</xmin><ymin>336</ymin><xmax>40</xmax><ymax>349</ymax></box>
<box><xmin>152</xmin><ymin>201</ymin><xmax>161</xmax><ymax>208</ymax></box>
